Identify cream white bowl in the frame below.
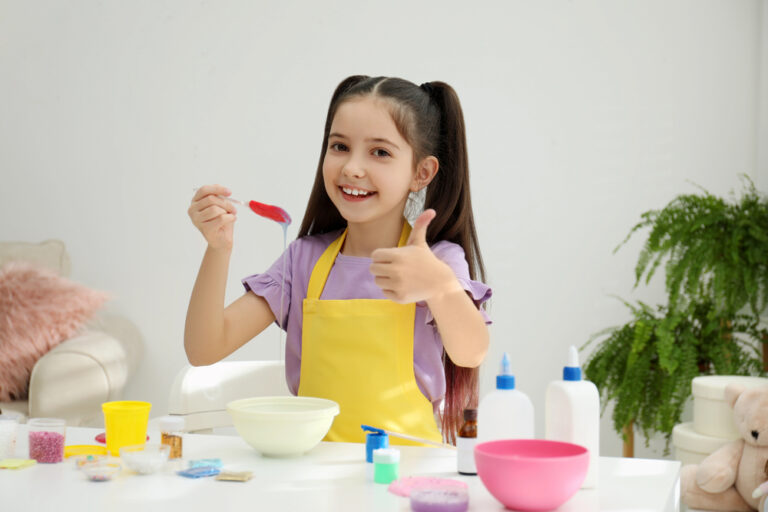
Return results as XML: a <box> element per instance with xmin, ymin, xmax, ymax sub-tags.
<box><xmin>226</xmin><ymin>396</ymin><xmax>339</xmax><ymax>457</ymax></box>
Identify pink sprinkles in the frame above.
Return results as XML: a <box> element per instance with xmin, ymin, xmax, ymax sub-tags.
<box><xmin>29</xmin><ymin>431</ymin><xmax>65</xmax><ymax>463</ymax></box>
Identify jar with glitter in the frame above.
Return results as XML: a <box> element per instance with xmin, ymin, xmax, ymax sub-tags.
<box><xmin>159</xmin><ymin>415</ymin><xmax>184</xmax><ymax>459</ymax></box>
<box><xmin>0</xmin><ymin>415</ymin><xmax>18</xmax><ymax>458</ymax></box>
<box><xmin>28</xmin><ymin>418</ymin><xmax>66</xmax><ymax>463</ymax></box>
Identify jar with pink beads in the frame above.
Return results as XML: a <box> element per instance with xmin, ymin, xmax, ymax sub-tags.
<box><xmin>28</xmin><ymin>418</ymin><xmax>66</xmax><ymax>463</ymax></box>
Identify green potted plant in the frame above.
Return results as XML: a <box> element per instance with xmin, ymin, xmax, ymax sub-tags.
<box><xmin>583</xmin><ymin>298</ymin><xmax>765</xmax><ymax>456</ymax></box>
<box><xmin>623</xmin><ymin>175</ymin><xmax>768</xmax><ymax>318</ymax></box>
<box><xmin>583</xmin><ymin>176</ymin><xmax>768</xmax><ymax>456</ymax></box>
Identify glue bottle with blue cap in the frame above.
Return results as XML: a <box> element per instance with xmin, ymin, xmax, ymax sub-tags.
<box><xmin>477</xmin><ymin>352</ymin><xmax>534</xmax><ymax>442</ymax></box>
<box><xmin>545</xmin><ymin>345</ymin><xmax>600</xmax><ymax>488</ymax></box>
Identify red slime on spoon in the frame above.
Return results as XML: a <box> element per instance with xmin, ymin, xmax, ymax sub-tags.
<box><xmin>248</xmin><ymin>200</ymin><xmax>291</xmax><ymax>225</ymax></box>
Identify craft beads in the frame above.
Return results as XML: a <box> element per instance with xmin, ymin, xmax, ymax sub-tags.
<box><xmin>27</xmin><ymin>418</ymin><xmax>66</xmax><ymax>464</ymax></box>
<box><xmin>74</xmin><ymin>454</ymin><xmax>108</xmax><ymax>469</ymax></box>
<box><xmin>82</xmin><ymin>461</ymin><xmax>122</xmax><ymax>482</ymax></box>
<box><xmin>161</xmin><ymin>432</ymin><xmax>183</xmax><ymax>459</ymax></box>
<box><xmin>29</xmin><ymin>431</ymin><xmax>65</xmax><ymax>463</ymax></box>
<box><xmin>159</xmin><ymin>415</ymin><xmax>185</xmax><ymax>459</ymax></box>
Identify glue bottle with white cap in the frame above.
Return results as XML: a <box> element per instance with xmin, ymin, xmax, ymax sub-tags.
<box><xmin>477</xmin><ymin>352</ymin><xmax>534</xmax><ymax>442</ymax></box>
<box><xmin>545</xmin><ymin>345</ymin><xmax>600</xmax><ymax>488</ymax></box>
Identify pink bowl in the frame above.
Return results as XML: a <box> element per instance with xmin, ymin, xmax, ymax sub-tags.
<box><xmin>474</xmin><ymin>439</ymin><xmax>589</xmax><ymax>511</ymax></box>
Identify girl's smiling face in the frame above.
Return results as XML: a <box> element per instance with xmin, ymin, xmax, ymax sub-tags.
<box><xmin>323</xmin><ymin>96</ymin><xmax>422</xmax><ymax>227</ymax></box>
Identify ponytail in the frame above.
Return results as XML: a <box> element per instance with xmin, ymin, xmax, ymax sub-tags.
<box><xmin>422</xmin><ymin>81</ymin><xmax>486</xmax><ymax>444</ymax></box>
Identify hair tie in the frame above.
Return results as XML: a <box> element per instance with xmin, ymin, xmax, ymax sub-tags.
<box><xmin>420</xmin><ymin>82</ymin><xmax>433</xmax><ymax>95</ymax></box>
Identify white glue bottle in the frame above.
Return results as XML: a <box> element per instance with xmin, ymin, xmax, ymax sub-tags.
<box><xmin>545</xmin><ymin>345</ymin><xmax>600</xmax><ymax>488</ymax></box>
<box><xmin>477</xmin><ymin>352</ymin><xmax>534</xmax><ymax>441</ymax></box>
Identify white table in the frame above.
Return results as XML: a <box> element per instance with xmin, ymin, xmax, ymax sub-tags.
<box><xmin>1</xmin><ymin>426</ymin><xmax>680</xmax><ymax>511</ymax></box>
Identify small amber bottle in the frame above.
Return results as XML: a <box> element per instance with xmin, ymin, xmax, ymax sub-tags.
<box><xmin>457</xmin><ymin>408</ymin><xmax>477</xmax><ymax>475</ymax></box>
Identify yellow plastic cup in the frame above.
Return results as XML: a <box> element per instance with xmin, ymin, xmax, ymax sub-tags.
<box><xmin>101</xmin><ymin>401</ymin><xmax>151</xmax><ymax>456</ymax></box>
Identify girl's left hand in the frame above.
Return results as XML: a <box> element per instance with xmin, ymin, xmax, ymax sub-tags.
<box><xmin>370</xmin><ymin>209</ymin><xmax>463</xmax><ymax>304</ymax></box>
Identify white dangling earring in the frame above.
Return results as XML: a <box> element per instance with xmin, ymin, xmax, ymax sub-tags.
<box><xmin>405</xmin><ymin>187</ymin><xmax>427</xmax><ymax>225</ymax></box>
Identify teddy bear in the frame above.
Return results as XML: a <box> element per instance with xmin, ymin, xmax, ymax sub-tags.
<box><xmin>681</xmin><ymin>383</ymin><xmax>768</xmax><ymax>511</ymax></box>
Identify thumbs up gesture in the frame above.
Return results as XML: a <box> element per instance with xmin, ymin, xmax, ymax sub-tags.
<box><xmin>370</xmin><ymin>209</ymin><xmax>463</xmax><ymax>304</ymax></box>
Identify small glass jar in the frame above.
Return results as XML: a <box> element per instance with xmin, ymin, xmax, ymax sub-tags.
<box><xmin>158</xmin><ymin>415</ymin><xmax>184</xmax><ymax>459</ymax></box>
<box><xmin>457</xmin><ymin>408</ymin><xmax>478</xmax><ymax>475</ymax></box>
<box><xmin>373</xmin><ymin>448</ymin><xmax>400</xmax><ymax>484</ymax></box>
<box><xmin>28</xmin><ymin>418</ymin><xmax>66</xmax><ymax>463</ymax></box>
<box><xmin>0</xmin><ymin>415</ymin><xmax>18</xmax><ymax>459</ymax></box>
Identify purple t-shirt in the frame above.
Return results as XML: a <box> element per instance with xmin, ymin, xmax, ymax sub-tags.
<box><xmin>242</xmin><ymin>228</ymin><xmax>492</xmax><ymax>410</ymax></box>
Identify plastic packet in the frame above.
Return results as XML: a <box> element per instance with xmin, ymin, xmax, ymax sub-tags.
<box><xmin>188</xmin><ymin>458</ymin><xmax>222</xmax><ymax>469</ymax></box>
<box><xmin>177</xmin><ymin>465</ymin><xmax>221</xmax><ymax>478</ymax></box>
<box><xmin>215</xmin><ymin>470</ymin><xmax>253</xmax><ymax>482</ymax></box>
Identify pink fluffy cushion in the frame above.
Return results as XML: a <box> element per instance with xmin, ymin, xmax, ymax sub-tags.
<box><xmin>0</xmin><ymin>262</ymin><xmax>109</xmax><ymax>401</ymax></box>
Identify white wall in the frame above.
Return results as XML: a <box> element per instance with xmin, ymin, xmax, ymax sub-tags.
<box><xmin>1</xmin><ymin>0</ymin><xmax>764</xmax><ymax>459</ymax></box>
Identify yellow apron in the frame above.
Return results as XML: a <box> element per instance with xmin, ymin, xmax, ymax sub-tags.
<box><xmin>298</xmin><ymin>221</ymin><xmax>442</xmax><ymax>445</ymax></box>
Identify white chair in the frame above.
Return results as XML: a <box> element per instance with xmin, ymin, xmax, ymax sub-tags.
<box><xmin>167</xmin><ymin>360</ymin><xmax>289</xmax><ymax>433</ymax></box>
<box><xmin>0</xmin><ymin>240</ymin><xmax>143</xmax><ymax>426</ymax></box>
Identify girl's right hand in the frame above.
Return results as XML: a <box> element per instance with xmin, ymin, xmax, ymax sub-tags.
<box><xmin>188</xmin><ymin>184</ymin><xmax>238</xmax><ymax>250</ymax></box>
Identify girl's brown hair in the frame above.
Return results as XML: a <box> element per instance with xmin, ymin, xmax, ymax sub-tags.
<box><xmin>298</xmin><ymin>75</ymin><xmax>487</xmax><ymax>444</ymax></box>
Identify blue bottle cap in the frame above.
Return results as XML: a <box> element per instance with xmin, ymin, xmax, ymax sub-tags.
<box><xmin>362</xmin><ymin>425</ymin><xmax>389</xmax><ymax>462</ymax></box>
<box><xmin>563</xmin><ymin>346</ymin><xmax>582</xmax><ymax>381</ymax></box>
<box><xmin>563</xmin><ymin>367</ymin><xmax>582</xmax><ymax>381</ymax></box>
<box><xmin>496</xmin><ymin>352</ymin><xmax>515</xmax><ymax>389</ymax></box>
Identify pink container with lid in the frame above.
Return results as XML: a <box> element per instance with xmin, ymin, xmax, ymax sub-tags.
<box><xmin>474</xmin><ymin>439</ymin><xmax>589</xmax><ymax>511</ymax></box>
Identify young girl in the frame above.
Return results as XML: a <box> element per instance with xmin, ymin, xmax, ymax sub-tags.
<box><xmin>185</xmin><ymin>76</ymin><xmax>491</xmax><ymax>445</ymax></box>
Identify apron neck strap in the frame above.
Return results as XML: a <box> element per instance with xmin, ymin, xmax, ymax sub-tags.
<box><xmin>306</xmin><ymin>220</ymin><xmax>412</xmax><ymax>299</ymax></box>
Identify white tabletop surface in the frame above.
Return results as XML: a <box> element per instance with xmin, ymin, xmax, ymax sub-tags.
<box><xmin>1</xmin><ymin>426</ymin><xmax>680</xmax><ymax>512</ymax></box>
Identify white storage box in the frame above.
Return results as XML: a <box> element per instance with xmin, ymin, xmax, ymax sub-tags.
<box><xmin>672</xmin><ymin>422</ymin><xmax>732</xmax><ymax>466</ymax></box>
<box><xmin>692</xmin><ymin>376</ymin><xmax>768</xmax><ymax>439</ymax></box>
